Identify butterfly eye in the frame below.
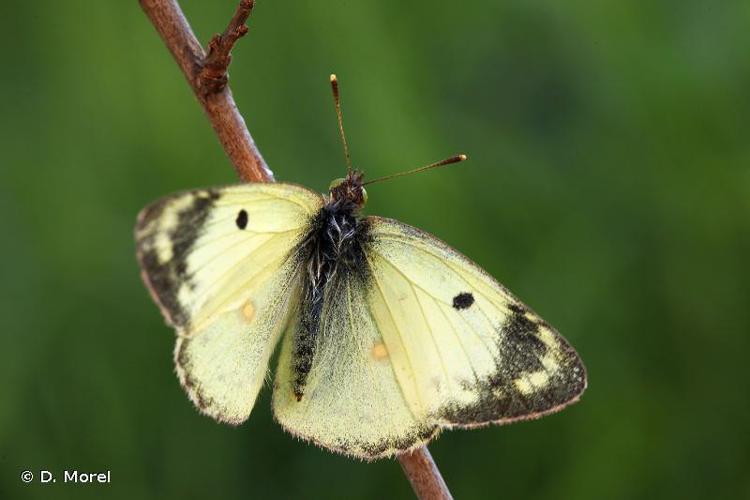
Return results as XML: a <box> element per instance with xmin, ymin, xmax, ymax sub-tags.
<box><xmin>328</xmin><ymin>178</ymin><xmax>345</xmax><ymax>191</ymax></box>
<box><xmin>361</xmin><ymin>186</ymin><xmax>368</xmax><ymax>204</ymax></box>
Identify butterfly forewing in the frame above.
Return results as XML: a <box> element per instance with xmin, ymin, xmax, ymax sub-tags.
<box><xmin>365</xmin><ymin>216</ymin><xmax>586</xmax><ymax>428</ymax></box>
<box><xmin>135</xmin><ymin>183</ymin><xmax>324</xmax><ymax>423</ymax></box>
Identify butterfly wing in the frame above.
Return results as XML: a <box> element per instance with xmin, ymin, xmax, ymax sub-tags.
<box><xmin>273</xmin><ymin>275</ymin><xmax>438</xmax><ymax>458</ymax></box>
<box><xmin>363</xmin><ymin>217</ymin><xmax>587</xmax><ymax>427</ymax></box>
<box><xmin>272</xmin><ymin>216</ymin><xmax>586</xmax><ymax>459</ymax></box>
<box><xmin>136</xmin><ymin>183</ymin><xmax>323</xmax><ymax>424</ymax></box>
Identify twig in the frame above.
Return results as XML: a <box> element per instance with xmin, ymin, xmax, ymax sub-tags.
<box><xmin>399</xmin><ymin>448</ymin><xmax>453</xmax><ymax>499</ymax></box>
<box><xmin>199</xmin><ymin>0</ymin><xmax>254</xmax><ymax>95</ymax></box>
<box><xmin>139</xmin><ymin>0</ymin><xmax>273</xmax><ymax>183</ymax></box>
<box><xmin>138</xmin><ymin>1</ymin><xmax>451</xmax><ymax>498</ymax></box>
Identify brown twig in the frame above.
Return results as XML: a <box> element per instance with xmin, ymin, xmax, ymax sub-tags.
<box><xmin>399</xmin><ymin>448</ymin><xmax>454</xmax><ymax>499</ymax></box>
<box><xmin>138</xmin><ymin>1</ymin><xmax>450</xmax><ymax>498</ymax></box>
<box><xmin>199</xmin><ymin>0</ymin><xmax>254</xmax><ymax>95</ymax></box>
<box><xmin>139</xmin><ymin>0</ymin><xmax>272</xmax><ymax>183</ymax></box>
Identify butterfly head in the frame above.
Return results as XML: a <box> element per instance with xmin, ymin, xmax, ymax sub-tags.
<box><xmin>328</xmin><ymin>171</ymin><xmax>368</xmax><ymax>210</ymax></box>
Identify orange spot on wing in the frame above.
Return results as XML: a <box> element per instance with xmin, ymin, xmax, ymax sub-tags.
<box><xmin>241</xmin><ymin>299</ymin><xmax>255</xmax><ymax>322</ymax></box>
<box><xmin>371</xmin><ymin>342</ymin><xmax>389</xmax><ymax>361</ymax></box>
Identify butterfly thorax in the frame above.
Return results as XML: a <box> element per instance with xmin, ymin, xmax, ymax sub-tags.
<box><xmin>292</xmin><ymin>171</ymin><xmax>371</xmax><ymax>400</ymax></box>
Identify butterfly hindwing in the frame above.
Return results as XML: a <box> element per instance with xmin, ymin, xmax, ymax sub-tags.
<box><xmin>273</xmin><ymin>272</ymin><xmax>438</xmax><ymax>458</ymax></box>
<box><xmin>136</xmin><ymin>183</ymin><xmax>323</xmax><ymax>423</ymax></box>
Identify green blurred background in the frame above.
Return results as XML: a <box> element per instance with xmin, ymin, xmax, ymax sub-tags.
<box><xmin>2</xmin><ymin>0</ymin><xmax>749</xmax><ymax>498</ymax></box>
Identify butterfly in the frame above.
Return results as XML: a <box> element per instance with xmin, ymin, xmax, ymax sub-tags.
<box><xmin>135</xmin><ymin>75</ymin><xmax>586</xmax><ymax>460</ymax></box>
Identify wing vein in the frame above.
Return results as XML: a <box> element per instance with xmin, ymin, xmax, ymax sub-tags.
<box><xmin>346</xmin><ymin>279</ymin><xmax>383</xmax><ymax>400</ymax></box>
<box><xmin>434</xmin><ymin>296</ymin><xmax>482</xmax><ymax>386</ymax></box>
<box><xmin>408</xmin><ymin>277</ymin><xmax>453</xmax><ymax>396</ymax></box>
<box><xmin>372</xmin><ymin>239</ymin><xmax>508</xmax><ymax>345</ymax></box>
<box><xmin>189</xmin><ymin>234</ymin><xmax>294</xmax><ymax>310</ymax></box>
<box><xmin>367</xmin><ymin>256</ymin><xmax>425</xmax><ymax>417</ymax></box>
<box><xmin>376</xmin><ymin>234</ymin><xmax>514</xmax><ymax>303</ymax></box>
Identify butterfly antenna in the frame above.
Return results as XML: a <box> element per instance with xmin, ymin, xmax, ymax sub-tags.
<box><xmin>330</xmin><ymin>74</ymin><xmax>353</xmax><ymax>175</ymax></box>
<box><xmin>363</xmin><ymin>154</ymin><xmax>468</xmax><ymax>186</ymax></box>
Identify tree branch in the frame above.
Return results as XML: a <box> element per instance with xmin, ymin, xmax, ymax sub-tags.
<box><xmin>138</xmin><ymin>1</ymin><xmax>451</xmax><ymax>498</ymax></box>
<box><xmin>139</xmin><ymin>0</ymin><xmax>273</xmax><ymax>182</ymax></box>
<box><xmin>399</xmin><ymin>447</ymin><xmax>453</xmax><ymax>499</ymax></box>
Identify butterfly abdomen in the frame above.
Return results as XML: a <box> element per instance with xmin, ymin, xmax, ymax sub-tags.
<box><xmin>292</xmin><ymin>203</ymin><xmax>372</xmax><ymax>400</ymax></box>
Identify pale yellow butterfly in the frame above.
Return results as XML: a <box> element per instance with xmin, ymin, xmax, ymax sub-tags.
<box><xmin>135</xmin><ymin>75</ymin><xmax>586</xmax><ymax>460</ymax></box>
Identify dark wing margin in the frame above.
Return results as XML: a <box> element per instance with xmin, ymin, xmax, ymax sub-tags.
<box><xmin>135</xmin><ymin>189</ymin><xmax>219</xmax><ymax>328</ymax></box>
<box><xmin>438</xmin><ymin>304</ymin><xmax>587</xmax><ymax>427</ymax></box>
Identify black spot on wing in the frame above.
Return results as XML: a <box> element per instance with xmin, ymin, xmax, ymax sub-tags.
<box><xmin>452</xmin><ymin>292</ymin><xmax>474</xmax><ymax>309</ymax></box>
<box><xmin>236</xmin><ymin>209</ymin><xmax>248</xmax><ymax>229</ymax></box>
